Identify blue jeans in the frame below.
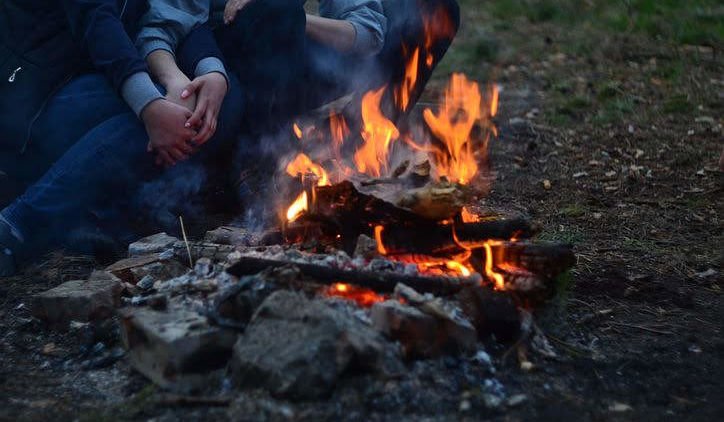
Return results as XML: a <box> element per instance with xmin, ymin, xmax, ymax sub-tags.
<box><xmin>1</xmin><ymin>73</ymin><xmax>244</xmax><ymax>257</ymax></box>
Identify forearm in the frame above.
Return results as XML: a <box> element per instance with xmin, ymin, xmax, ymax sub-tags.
<box><xmin>306</xmin><ymin>14</ymin><xmax>357</xmax><ymax>53</ymax></box>
<box><xmin>147</xmin><ymin>50</ymin><xmax>187</xmax><ymax>87</ymax></box>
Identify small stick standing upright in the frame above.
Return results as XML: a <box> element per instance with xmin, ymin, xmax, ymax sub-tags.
<box><xmin>179</xmin><ymin>216</ymin><xmax>194</xmax><ymax>267</ymax></box>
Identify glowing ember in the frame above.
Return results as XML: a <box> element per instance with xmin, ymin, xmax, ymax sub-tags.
<box><xmin>395</xmin><ymin>46</ymin><xmax>420</xmax><ymax>112</ymax></box>
<box><xmin>286</xmin><ymin>191</ymin><xmax>308</xmax><ymax>222</ymax></box>
<box><xmin>423</xmin><ymin>73</ymin><xmax>483</xmax><ymax>184</ymax></box>
<box><xmin>293</xmin><ymin>123</ymin><xmax>303</xmax><ymax>139</ymax></box>
<box><xmin>326</xmin><ymin>282</ymin><xmax>386</xmax><ymax>307</ymax></box>
<box><xmin>483</xmin><ymin>241</ymin><xmax>505</xmax><ymax>290</ymax></box>
<box><xmin>354</xmin><ymin>86</ymin><xmax>400</xmax><ymax>177</ymax></box>
<box><xmin>374</xmin><ymin>225</ymin><xmax>388</xmax><ymax>255</ymax></box>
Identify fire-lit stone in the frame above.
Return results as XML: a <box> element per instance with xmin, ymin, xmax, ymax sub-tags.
<box><xmin>105</xmin><ymin>253</ymin><xmax>187</xmax><ymax>285</ymax></box>
<box><xmin>204</xmin><ymin>226</ymin><xmax>251</xmax><ymax>246</ymax></box>
<box><xmin>353</xmin><ymin>234</ymin><xmax>380</xmax><ymax>260</ymax></box>
<box><xmin>370</xmin><ymin>299</ymin><xmax>477</xmax><ymax>359</ymax></box>
<box><xmin>128</xmin><ymin>232</ymin><xmax>179</xmax><ymax>257</ymax></box>
<box><xmin>119</xmin><ymin>307</ymin><xmax>237</xmax><ymax>393</ymax></box>
<box><xmin>231</xmin><ymin>291</ymin><xmax>403</xmax><ymax>399</ymax></box>
<box><xmin>31</xmin><ymin>271</ymin><xmax>123</xmax><ymax>330</ymax></box>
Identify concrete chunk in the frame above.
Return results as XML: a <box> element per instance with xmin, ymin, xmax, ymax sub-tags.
<box><xmin>106</xmin><ymin>254</ymin><xmax>187</xmax><ymax>284</ymax></box>
<box><xmin>231</xmin><ymin>291</ymin><xmax>403</xmax><ymax>399</ymax></box>
<box><xmin>119</xmin><ymin>307</ymin><xmax>237</xmax><ymax>393</ymax></box>
<box><xmin>128</xmin><ymin>233</ymin><xmax>179</xmax><ymax>257</ymax></box>
<box><xmin>32</xmin><ymin>271</ymin><xmax>122</xmax><ymax>329</ymax></box>
<box><xmin>371</xmin><ymin>299</ymin><xmax>477</xmax><ymax>359</ymax></box>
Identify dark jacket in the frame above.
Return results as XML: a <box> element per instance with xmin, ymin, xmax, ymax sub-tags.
<box><xmin>0</xmin><ymin>0</ymin><xmax>223</xmax><ymax>151</ymax></box>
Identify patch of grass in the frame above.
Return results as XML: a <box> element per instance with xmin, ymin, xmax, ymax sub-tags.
<box><xmin>539</xmin><ymin>227</ymin><xmax>585</xmax><ymax>244</ymax></box>
<box><xmin>662</xmin><ymin>94</ymin><xmax>693</xmax><ymax>114</ymax></box>
<box><xmin>594</xmin><ymin>96</ymin><xmax>635</xmax><ymax>125</ymax></box>
<box><xmin>560</xmin><ymin>204</ymin><xmax>587</xmax><ymax>218</ymax></box>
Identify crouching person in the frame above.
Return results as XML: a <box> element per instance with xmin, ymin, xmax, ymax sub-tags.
<box><xmin>0</xmin><ymin>0</ymin><xmax>244</xmax><ymax>277</ymax></box>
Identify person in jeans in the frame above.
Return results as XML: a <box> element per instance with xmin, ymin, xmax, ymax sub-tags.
<box><xmin>0</xmin><ymin>0</ymin><xmax>302</xmax><ymax>276</ymax></box>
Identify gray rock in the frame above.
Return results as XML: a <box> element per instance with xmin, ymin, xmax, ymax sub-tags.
<box><xmin>119</xmin><ymin>307</ymin><xmax>237</xmax><ymax>393</ymax></box>
<box><xmin>128</xmin><ymin>233</ymin><xmax>179</xmax><ymax>257</ymax></box>
<box><xmin>31</xmin><ymin>271</ymin><xmax>122</xmax><ymax>329</ymax></box>
<box><xmin>204</xmin><ymin>226</ymin><xmax>251</xmax><ymax>246</ymax></box>
<box><xmin>353</xmin><ymin>234</ymin><xmax>380</xmax><ymax>260</ymax></box>
<box><xmin>231</xmin><ymin>291</ymin><xmax>403</xmax><ymax>399</ymax></box>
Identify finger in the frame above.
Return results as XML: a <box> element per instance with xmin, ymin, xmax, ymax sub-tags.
<box><xmin>193</xmin><ymin>112</ymin><xmax>216</xmax><ymax>144</ymax></box>
<box><xmin>181</xmin><ymin>80</ymin><xmax>202</xmax><ymax>100</ymax></box>
<box><xmin>224</xmin><ymin>1</ymin><xmax>239</xmax><ymax>24</ymax></box>
<box><xmin>157</xmin><ymin>150</ymin><xmax>175</xmax><ymax>167</ymax></box>
<box><xmin>168</xmin><ymin>147</ymin><xmax>189</xmax><ymax>162</ymax></box>
<box><xmin>175</xmin><ymin>139</ymin><xmax>194</xmax><ymax>155</ymax></box>
<box><xmin>186</xmin><ymin>100</ymin><xmax>208</xmax><ymax>128</ymax></box>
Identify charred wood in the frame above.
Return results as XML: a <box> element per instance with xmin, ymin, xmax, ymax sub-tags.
<box><xmin>226</xmin><ymin>256</ymin><xmax>481</xmax><ymax>296</ymax></box>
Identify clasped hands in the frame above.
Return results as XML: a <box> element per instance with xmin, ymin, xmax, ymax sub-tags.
<box><xmin>142</xmin><ymin>72</ymin><xmax>228</xmax><ymax>168</ymax></box>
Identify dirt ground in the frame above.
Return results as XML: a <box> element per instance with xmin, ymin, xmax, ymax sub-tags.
<box><xmin>1</xmin><ymin>1</ymin><xmax>722</xmax><ymax>420</ymax></box>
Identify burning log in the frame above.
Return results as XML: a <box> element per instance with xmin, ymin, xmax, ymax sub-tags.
<box><xmin>226</xmin><ymin>255</ymin><xmax>481</xmax><ymax>296</ymax></box>
<box><xmin>488</xmin><ymin>241</ymin><xmax>576</xmax><ymax>280</ymax></box>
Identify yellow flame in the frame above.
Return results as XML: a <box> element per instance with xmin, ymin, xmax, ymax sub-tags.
<box><xmin>483</xmin><ymin>241</ymin><xmax>505</xmax><ymax>290</ymax></box>
<box><xmin>423</xmin><ymin>73</ymin><xmax>482</xmax><ymax>184</ymax></box>
<box><xmin>354</xmin><ymin>86</ymin><xmax>400</xmax><ymax>177</ymax></box>
<box><xmin>446</xmin><ymin>261</ymin><xmax>471</xmax><ymax>277</ymax></box>
<box><xmin>285</xmin><ymin>153</ymin><xmax>329</xmax><ymax>186</ymax></box>
<box><xmin>395</xmin><ymin>46</ymin><xmax>420</xmax><ymax>112</ymax></box>
<box><xmin>286</xmin><ymin>191</ymin><xmax>308</xmax><ymax>222</ymax></box>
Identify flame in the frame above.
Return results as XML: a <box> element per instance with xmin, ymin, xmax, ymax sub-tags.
<box><xmin>354</xmin><ymin>86</ymin><xmax>400</xmax><ymax>177</ymax></box>
<box><xmin>326</xmin><ymin>282</ymin><xmax>386</xmax><ymax>307</ymax></box>
<box><xmin>286</xmin><ymin>191</ymin><xmax>308</xmax><ymax>222</ymax></box>
<box><xmin>285</xmin><ymin>153</ymin><xmax>330</xmax><ymax>186</ymax></box>
<box><xmin>423</xmin><ymin>73</ymin><xmax>482</xmax><ymax>184</ymax></box>
<box><xmin>461</xmin><ymin>207</ymin><xmax>480</xmax><ymax>223</ymax></box>
<box><xmin>329</xmin><ymin>112</ymin><xmax>349</xmax><ymax>150</ymax></box>
<box><xmin>285</xmin><ymin>154</ymin><xmax>330</xmax><ymax>222</ymax></box>
<box><xmin>445</xmin><ymin>260</ymin><xmax>471</xmax><ymax>276</ymax></box>
<box><xmin>489</xmin><ymin>85</ymin><xmax>500</xmax><ymax>117</ymax></box>
<box><xmin>422</xmin><ymin>5</ymin><xmax>457</xmax><ymax>69</ymax></box>
<box><xmin>374</xmin><ymin>225</ymin><xmax>388</xmax><ymax>255</ymax></box>
<box><xmin>293</xmin><ymin>123</ymin><xmax>303</xmax><ymax>139</ymax></box>
<box><xmin>395</xmin><ymin>46</ymin><xmax>420</xmax><ymax>112</ymax></box>
<box><xmin>483</xmin><ymin>241</ymin><xmax>505</xmax><ymax>290</ymax></box>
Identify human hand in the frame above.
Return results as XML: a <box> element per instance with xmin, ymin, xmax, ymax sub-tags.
<box><xmin>181</xmin><ymin>72</ymin><xmax>228</xmax><ymax>146</ymax></box>
<box><xmin>224</xmin><ymin>0</ymin><xmax>254</xmax><ymax>24</ymax></box>
<box><xmin>141</xmin><ymin>99</ymin><xmax>197</xmax><ymax>167</ymax></box>
<box><xmin>163</xmin><ymin>74</ymin><xmax>197</xmax><ymax>112</ymax></box>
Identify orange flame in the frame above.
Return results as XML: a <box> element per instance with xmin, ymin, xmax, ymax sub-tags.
<box><xmin>445</xmin><ymin>260</ymin><xmax>471</xmax><ymax>276</ymax></box>
<box><xmin>483</xmin><ymin>241</ymin><xmax>505</xmax><ymax>290</ymax></box>
<box><xmin>354</xmin><ymin>86</ymin><xmax>400</xmax><ymax>177</ymax></box>
<box><xmin>286</xmin><ymin>191</ymin><xmax>308</xmax><ymax>222</ymax></box>
<box><xmin>285</xmin><ymin>153</ymin><xmax>330</xmax><ymax>222</ymax></box>
<box><xmin>489</xmin><ymin>85</ymin><xmax>500</xmax><ymax>117</ymax></box>
<box><xmin>326</xmin><ymin>282</ymin><xmax>386</xmax><ymax>307</ymax></box>
<box><xmin>423</xmin><ymin>73</ymin><xmax>482</xmax><ymax>184</ymax></box>
<box><xmin>422</xmin><ymin>5</ymin><xmax>457</xmax><ymax>69</ymax></box>
<box><xmin>461</xmin><ymin>207</ymin><xmax>480</xmax><ymax>223</ymax></box>
<box><xmin>395</xmin><ymin>46</ymin><xmax>420</xmax><ymax>112</ymax></box>
<box><xmin>329</xmin><ymin>112</ymin><xmax>350</xmax><ymax>150</ymax></box>
<box><xmin>374</xmin><ymin>225</ymin><xmax>388</xmax><ymax>255</ymax></box>
<box><xmin>285</xmin><ymin>153</ymin><xmax>330</xmax><ymax>186</ymax></box>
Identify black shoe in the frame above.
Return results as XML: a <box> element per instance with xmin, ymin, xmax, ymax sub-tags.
<box><xmin>0</xmin><ymin>220</ymin><xmax>19</xmax><ymax>277</ymax></box>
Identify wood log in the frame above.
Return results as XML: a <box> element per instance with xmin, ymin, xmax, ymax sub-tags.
<box><xmin>377</xmin><ymin>218</ymin><xmax>538</xmax><ymax>256</ymax></box>
<box><xmin>489</xmin><ymin>241</ymin><xmax>576</xmax><ymax>280</ymax></box>
<box><xmin>226</xmin><ymin>255</ymin><xmax>481</xmax><ymax>296</ymax></box>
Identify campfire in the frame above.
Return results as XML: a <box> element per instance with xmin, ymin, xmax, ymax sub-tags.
<box><xmin>227</xmin><ymin>70</ymin><xmax>574</xmax><ymax>306</ymax></box>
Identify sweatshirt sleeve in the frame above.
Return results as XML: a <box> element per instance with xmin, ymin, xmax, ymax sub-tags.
<box><xmin>319</xmin><ymin>0</ymin><xmax>388</xmax><ymax>56</ymax></box>
<box><xmin>62</xmin><ymin>0</ymin><xmax>162</xmax><ymax>116</ymax></box>
<box><xmin>135</xmin><ymin>0</ymin><xmax>209</xmax><ymax>58</ymax></box>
